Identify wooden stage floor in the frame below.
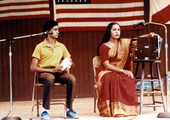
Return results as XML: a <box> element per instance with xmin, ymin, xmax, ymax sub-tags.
<box><xmin>0</xmin><ymin>97</ymin><xmax>169</xmax><ymax>120</ymax></box>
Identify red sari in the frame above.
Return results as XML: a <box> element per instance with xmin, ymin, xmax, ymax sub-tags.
<box><xmin>95</xmin><ymin>38</ymin><xmax>138</xmax><ymax>117</ymax></box>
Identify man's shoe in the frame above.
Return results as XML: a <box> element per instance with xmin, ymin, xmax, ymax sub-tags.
<box><xmin>66</xmin><ymin>109</ymin><xmax>79</xmax><ymax>119</ymax></box>
<box><xmin>41</xmin><ymin>111</ymin><xmax>50</xmax><ymax>120</ymax></box>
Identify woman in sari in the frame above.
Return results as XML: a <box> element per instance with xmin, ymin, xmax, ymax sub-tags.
<box><xmin>95</xmin><ymin>22</ymin><xmax>138</xmax><ymax>117</ymax></box>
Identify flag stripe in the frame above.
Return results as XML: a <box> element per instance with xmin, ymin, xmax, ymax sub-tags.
<box><xmin>0</xmin><ymin>3</ymin><xmax>49</xmax><ymax>10</ymax></box>
<box><xmin>56</xmin><ymin>12</ymin><xmax>143</xmax><ymax>19</ymax></box>
<box><xmin>91</xmin><ymin>0</ymin><xmax>143</xmax><ymax>4</ymax></box>
<box><xmin>57</xmin><ymin>16</ymin><xmax>144</xmax><ymax>22</ymax></box>
<box><xmin>55</xmin><ymin>2</ymin><xmax>143</xmax><ymax>9</ymax></box>
<box><xmin>0</xmin><ymin>0</ymin><xmax>50</xmax><ymax>21</ymax></box>
<box><xmin>56</xmin><ymin>7</ymin><xmax>144</xmax><ymax>13</ymax></box>
<box><xmin>152</xmin><ymin>5</ymin><xmax>170</xmax><ymax>24</ymax></box>
<box><xmin>58</xmin><ymin>20</ymin><xmax>143</xmax><ymax>27</ymax></box>
<box><xmin>150</xmin><ymin>0</ymin><xmax>170</xmax><ymax>24</ymax></box>
<box><xmin>0</xmin><ymin>1</ymin><xmax>49</xmax><ymax>7</ymax></box>
<box><xmin>59</xmin><ymin>25</ymin><xmax>143</xmax><ymax>32</ymax></box>
<box><xmin>0</xmin><ymin>8</ymin><xmax>50</xmax><ymax>14</ymax></box>
<box><xmin>54</xmin><ymin>0</ymin><xmax>144</xmax><ymax>31</ymax></box>
<box><xmin>0</xmin><ymin>15</ymin><xmax>50</xmax><ymax>21</ymax></box>
<box><xmin>57</xmin><ymin>20</ymin><xmax>144</xmax><ymax>31</ymax></box>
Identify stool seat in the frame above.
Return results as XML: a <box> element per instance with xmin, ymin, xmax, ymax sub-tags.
<box><xmin>134</xmin><ymin>59</ymin><xmax>161</xmax><ymax>63</ymax></box>
<box><xmin>134</xmin><ymin>59</ymin><xmax>166</xmax><ymax>114</ymax></box>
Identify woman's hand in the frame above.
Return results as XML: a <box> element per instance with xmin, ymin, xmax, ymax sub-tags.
<box><xmin>122</xmin><ymin>69</ymin><xmax>134</xmax><ymax>78</ymax></box>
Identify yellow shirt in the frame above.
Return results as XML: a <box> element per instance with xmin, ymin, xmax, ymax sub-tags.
<box><xmin>32</xmin><ymin>39</ymin><xmax>71</xmax><ymax>68</ymax></box>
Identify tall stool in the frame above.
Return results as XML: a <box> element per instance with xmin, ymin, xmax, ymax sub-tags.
<box><xmin>134</xmin><ymin>59</ymin><xmax>166</xmax><ymax>114</ymax></box>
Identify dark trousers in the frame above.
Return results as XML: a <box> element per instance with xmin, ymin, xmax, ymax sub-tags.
<box><xmin>38</xmin><ymin>72</ymin><xmax>76</xmax><ymax>109</ymax></box>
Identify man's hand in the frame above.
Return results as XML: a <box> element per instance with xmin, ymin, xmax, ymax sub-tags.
<box><xmin>50</xmin><ymin>66</ymin><xmax>63</xmax><ymax>73</ymax></box>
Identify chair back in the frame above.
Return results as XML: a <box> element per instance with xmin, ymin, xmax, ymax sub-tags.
<box><xmin>92</xmin><ymin>56</ymin><xmax>101</xmax><ymax>113</ymax></box>
<box><xmin>92</xmin><ymin>56</ymin><xmax>101</xmax><ymax>82</ymax></box>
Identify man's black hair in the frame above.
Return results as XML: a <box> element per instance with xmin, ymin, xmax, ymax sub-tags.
<box><xmin>43</xmin><ymin>20</ymin><xmax>58</xmax><ymax>32</ymax></box>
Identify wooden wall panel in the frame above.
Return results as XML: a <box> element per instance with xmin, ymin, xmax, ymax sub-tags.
<box><xmin>0</xmin><ymin>19</ymin><xmax>49</xmax><ymax>101</ymax></box>
<box><xmin>0</xmin><ymin>19</ymin><xmax>170</xmax><ymax>101</ymax></box>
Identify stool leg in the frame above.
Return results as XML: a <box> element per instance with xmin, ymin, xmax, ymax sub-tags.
<box><xmin>140</xmin><ymin>62</ymin><xmax>145</xmax><ymax>114</ymax></box>
<box><xmin>135</xmin><ymin>62</ymin><xmax>139</xmax><ymax>78</ymax></box>
<box><xmin>156</xmin><ymin>63</ymin><xmax>166</xmax><ymax>111</ymax></box>
<box><xmin>150</xmin><ymin>62</ymin><xmax>156</xmax><ymax>111</ymax></box>
<box><xmin>134</xmin><ymin>62</ymin><xmax>140</xmax><ymax>111</ymax></box>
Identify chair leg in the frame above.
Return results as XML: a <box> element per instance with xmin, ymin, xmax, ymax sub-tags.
<box><xmin>94</xmin><ymin>97</ymin><xmax>96</xmax><ymax>113</ymax></box>
<box><xmin>31</xmin><ymin>81</ymin><xmax>67</xmax><ymax>119</ymax></box>
<box><xmin>94</xmin><ymin>89</ymin><xmax>98</xmax><ymax>113</ymax></box>
<box><xmin>36</xmin><ymin>87</ymin><xmax>40</xmax><ymax>117</ymax></box>
<box><xmin>64</xmin><ymin>103</ymin><xmax>67</xmax><ymax>119</ymax></box>
<box><xmin>30</xmin><ymin>85</ymin><xmax>35</xmax><ymax>120</ymax></box>
<box><xmin>30</xmin><ymin>85</ymin><xmax>41</xmax><ymax>119</ymax></box>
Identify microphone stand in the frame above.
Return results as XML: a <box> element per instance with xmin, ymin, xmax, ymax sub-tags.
<box><xmin>0</xmin><ymin>32</ymin><xmax>46</xmax><ymax>120</ymax></box>
<box><xmin>144</xmin><ymin>22</ymin><xmax>169</xmax><ymax>118</ymax></box>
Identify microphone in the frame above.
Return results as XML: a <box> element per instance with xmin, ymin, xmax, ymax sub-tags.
<box><xmin>133</xmin><ymin>22</ymin><xmax>145</xmax><ymax>28</ymax></box>
<box><xmin>43</xmin><ymin>31</ymin><xmax>53</xmax><ymax>34</ymax></box>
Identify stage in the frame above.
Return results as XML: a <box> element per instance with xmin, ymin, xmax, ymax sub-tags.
<box><xmin>0</xmin><ymin>97</ymin><xmax>169</xmax><ymax>120</ymax></box>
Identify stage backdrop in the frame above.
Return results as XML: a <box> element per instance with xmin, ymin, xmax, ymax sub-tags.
<box><xmin>0</xmin><ymin>0</ymin><xmax>170</xmax><ymax>101</ymax></box>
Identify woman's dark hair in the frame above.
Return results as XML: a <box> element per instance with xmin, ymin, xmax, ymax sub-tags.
<box><xmin>43</xmin><ymin>20</ymin><xmax>58</xmax><ymax>32</ymax></box>
<box><xmin>97</xmin><ymin>22</ymin><xmax>121</xmax><ymax>55</ymax></box>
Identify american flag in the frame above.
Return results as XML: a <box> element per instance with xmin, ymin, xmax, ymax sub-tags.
<box><xmin>53</xmin><ymin>0</ymin><xmax>144</xmax><ymax>31</ymax></box>
<box><xmin>0</xmin><ymin>0</ymin><xmax>50</xmax><ymax>21</ymax></box>
<box><xmin>150</xmin><ymin>0</ymin><xmax>170</xmax><ymax>24</ymax></box>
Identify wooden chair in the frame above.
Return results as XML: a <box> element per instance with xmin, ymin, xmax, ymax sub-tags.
<box><xmin>30</xmin><ymin>72</ymin><xmax>66</xmax><ymax>120</ymax></box>
<box><xmin>92</xmin><ymin>56</ymin><xmax>102</xmax><ymax>113</ymax></box>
